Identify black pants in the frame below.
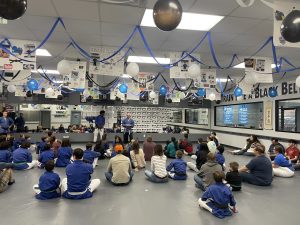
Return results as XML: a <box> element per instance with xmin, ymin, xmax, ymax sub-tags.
<box><xmin>123</xmin><ymin>132</ymin><xmax>133</xmax><ymax>144</ymax></box>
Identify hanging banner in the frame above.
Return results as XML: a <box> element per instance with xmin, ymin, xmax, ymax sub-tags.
<box><xmin>15</xmin><ymin>85</ymin><xmax>27</xmax><ymax>97</ymax></box>
<box><xmin>0</xmin><ymin>39</ymin><xmax>36</xmax><ymax>71</ymax></box>
<box><xmin>194</xmin><ymin>69</ymin><xmax>216</xmax><ymax>89</ymax></box>
<box><xmin>1</xmin><ymin>70</ymin><xmax>31</xmax><ymax>85</ymax></box>
<box><xmin>244</xmin><ymin>57</ymin><xmax>273</xmax><ymax>83</ymax></box>
<box><xmin>137</xmin><ymin>72</ymin><xmax>154</xmax><ymax>91</ymax></box>
<box><xmin>45</xmin><ymin>89</ymin><xmax>61</xmax><ymax>99</ymax></box>
<box><xmin>264</xmin><ymin>100</ymin><xmax>273</xmax><ymax>130</ymax></box>
<box><xmin>63</xmin><ymin>61</ymin><xmax>86</xmax><ymax>89</ymax></box>
<box><xmin>273</xmin><ymin>1</ymin><xmax>300</xmax><ymax>48</ymax></box>
<box><xmin>170</xmin><ymin>52</ymin><xmax>201</xmax><ymax>79</ymax></box>
<box><xmin>89</xmin><ymin>47</ymin><xmax>125</xmax><ymax>76</ymax></box>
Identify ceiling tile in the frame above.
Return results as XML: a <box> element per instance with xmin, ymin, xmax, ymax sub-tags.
<box><xmin>62</xmin><ymin>18</ymin><xmax>101</xmax><ymax>35</ymax></box>
<box><xmin>146</xmin><ymin>0</ymin><xmax>197</xmax><ymax>11</ymax></box>
<box><xmin>52</xmin><ymin>0</ymin><xmax>100</xmax><ymax>21</ymax></box>
<box><xmin>0</xmin><ymin>20</ymin><xmax>37</xmax><ymax>40</ymax></box>
<box><xmin>26</xmin><ymin>0</ymin><xmax>58</xmax><ymax>17</ymax></box>
<box><xmin>101</xmin><ymin>22</ymin><xmax>136</xmax><ymax>39</ymax></box>
<box><xmin>189</xmin><ymin>0</ymin><xmax>238</xmax><ymax>15</ymax></box>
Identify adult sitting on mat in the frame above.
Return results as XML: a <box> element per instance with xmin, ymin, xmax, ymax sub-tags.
<box><xmin>0</xmin><ymin>162</ymin><xmax>15</xmax><ymax>193</ymax></box>
<box><xmin>231</xmin><ymin>135</ymin><xmax>260</xmax><ymax>156</ymax></box>
<box><xmin>239</xmin><ymin>144</ymin><xmax>273</xmax><ymax>186</ymax></box>
<box><xmin>62</xmin><ymin>148</ymin><xmax>100</xmax><ymax>200</ymax></box>
<box><xmin>272</xmin><ymin>146</ymin><xmax>295</xmax><ymax>178</ymax></box>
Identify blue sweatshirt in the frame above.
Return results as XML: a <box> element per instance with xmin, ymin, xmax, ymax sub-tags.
<box><xmin>0</xmin><ymin>150</ymin><xmax>12</xmax><ymax>163</ymax></box>
<box><xmin>274</xmin><ymin>153</ymin><xmax>294</xmax><ymax>171</ymax></box>
<box><xmin>122</xmin><ymin>118</ymin><xmax>135</xmax><ymax>132</ymax></box>
<box><xmin>38</xmin><ymin>150</ymin><xmax>55</xmax><ymax>168</ymax></box>
<box><xmin>36</xmin><ymin>171</ymin><xmax>61</xmax><ymax>200</ymax></box>
<box><xmin>13</xmin><ymin>148</ymin><xmax>32</xmax><ymax>170</ymax></box>
<box><xmin>37</xmin><ymin>141</ymin><xmax>46</xmax><ymax>154</ymax></box>
<box><xmin>95</xmin><ymin>115</ymin><xmax>105</xmax><ymax>128</ymax></box>
<box><xmin>166</xmin><ymin>158</ymin><xmax>187</xmax><ymax>175</ymax></box>
<box><xmin>216</xmin><ymin>153</ymin><xmax>225</xmax><ymax>166</ymax></box>
<box><xmin>202</xmin><ymin>183</ymin><xmax>236</xmax><ymax>219</ymax></box>
<box><xmin>63</xmin><ymin>160</ymin><xmax>94</xmax><ymax>199</ymax></box>
<box><xmin>56</xmin><ymin>147</ymin><xmax>73</xmax><ymax>167</ymax></box>
<box><xmin>83</xmin><ymin>149</ymin><xmax>101</xmax><ymax>164</ymax></box>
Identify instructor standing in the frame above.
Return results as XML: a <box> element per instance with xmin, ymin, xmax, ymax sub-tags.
<box><xmin>122</xmin><ymin>113</ymin><xmax>135</xmax><ymax>144</ymax></box>
<box><xmin>93</xmin><ymin>110</ymin><xmax>106</xmax><ymax>143</ymax></box>
<box><xmin>0</xmin><ymin>111</ymin><xmax>14</xmax><ymax>134</ymax></box>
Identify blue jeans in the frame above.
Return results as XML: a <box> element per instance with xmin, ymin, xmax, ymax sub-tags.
<box><xmin>240</xmin><ymin>172</ymin><xmax>272</xmax><ymax>186</ymax></box>
<box><xmin>105</xmin><ymin>171</ymin><xmax>134</xmax><ymax>186</ymax></box>
<box><xmin>194</xmin><ymin>174</ymin><xmax>206</xmax><ymax>191</ymax></box>
<box><xmin>145</xmin><ymin>170</ymin><xmax>168</xmax><ymax>183</ymax></box>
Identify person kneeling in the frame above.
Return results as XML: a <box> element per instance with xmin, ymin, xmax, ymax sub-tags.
<box><xmin>62</xmin><ymin>148</ymin><xmax>100</xmax><ymax>200</ymax></box>
<box><xmin>33</xmin><ymin>160</ymin><xmax>61</xmax><ymax>200</ymax></box>
<box><xmin>167</xmin><ymin>150</ymin><xmax>187</xmax><ymax>180</ymax></box>
<box><xmin>198</xmin><ymin>171</ymin><xmax>237</xmax><ymax>219</ymax></box>
<box><xmin>272</xmin><ymin>146</ymin><xmax>295</xmax><ymax>178</ymax></box>
<box><xmin>105</xmin><ymin>144</ymin><xmax>134</xmax><ymax>186</ymax></box>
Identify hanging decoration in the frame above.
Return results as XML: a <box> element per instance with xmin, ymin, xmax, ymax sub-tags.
<box><xmin>0</xmin><ymin>0</ymin><xmax>27</xmax><ymax>20</ymax></box>
<box><xmin>45</xmin><ymin>87</ymin><xmax>54</xmax><ymax>96</ymax></box>
<box><xmin>234</xmin><ymin>87</ymin><xmax>243</xmax><ymax>97</ymax></box>
<box><xmin>280</xmin><ymin>10</ymin><xmax>300</xmax><ymax>43</ymax></box>
<box><xmin>7</xmin><ymin>84</ymin><xmax>16</xmax><ymax>93</ymax></box>
<box><xmin>296</xmin><ymin>75</ymin><xmax>300</xmax><ymax>88</ymax></box>
<box><xmin>27</xmin><ymin>79</ymin><xmax>39</xmax><ymax>91</ymax></box>
<box><xmin>153</xmin><ymin>0</ymin><xmax>183</xmax><ymax>31</ymax></box>
<box><xmin>57</xmin><ymin>60</ymin><xmax>72</xmax><ymax>75</ymax></box>
<box><xmin>197</xmin><ymin>88</ymin><xmax>206</xmax><ymax>97</ymax></box>
<box><xmin>188</xmin><ymin>64</ymin><xmax>201</xmax><ymax>76</ymax></box>
<box><xmin>159</xmin><ymin>85</ymin><xmax>168</xmax><ymax>95</ymax></box>
<box><xmin>208</xmin><ymin>93</ymin><xmax>216</xmax><ymax>101</ymax></box>
<box><xmin>119</xmin><ymin>83</ymin><xmax>128</xmax><ymax>94</ymax></box>
<box><xmin>268</xmin><ymin>87</ymin><xmax>278</xmax><ymax>98</ymax></box>
<box><xmin>62</xmin><ymin>61</ymin><xmax>86</xmax><ymax>90</ymax></box>
<box><xmin>126</xmin><ymin>62</ymin><xmax>139</xmax><ymax>77</ymax></box>
<box><xmin>149</xmin><ymin>91</ymin><xmax>157</xmax><ymax>99</ymax></box>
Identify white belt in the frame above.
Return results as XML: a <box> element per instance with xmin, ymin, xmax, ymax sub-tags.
<box><xmin>67</xmin><ymin>188</ymin><xmax>89</xmax><ymax>195</ymax></box>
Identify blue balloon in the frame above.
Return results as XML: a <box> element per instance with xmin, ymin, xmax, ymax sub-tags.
<box><xmin>119</xmin><ymin>83</ymin><xmax>128</xmax><ymax>94</ymax></box>
<box><xmin>269</xmin><ymin>87</ymin><xmax>278</xmax><ymax>98</ymax></box>
<box><xmin>159</xmin><ymin>85</ymin><xmax>167</xmax><ymax>95</ymax></box>
<box><xmin>27</xmin><ymin>79</ymin><xmax>39</xmax><ymax>91</ymax></box>
<box><xmin>234</xmin><ymin>87</ymin><xmax>243</xmax><ymax>97</ymax></box>
<box><xmin>197</xmin><ymin>88</ymin><xmax>206</xmax><ymax>97</ymax></box>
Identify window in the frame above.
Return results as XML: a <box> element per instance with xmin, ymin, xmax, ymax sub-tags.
<box><xmin>215</xmin><ymin>102</ymin><xmax>263</xmax><ymax>129</ymax></box>
<box><xmin>276</xmin><ymin>98</ymin><xmax>300</xmax><ymax>133</ymax></box>
<box><xmin>185</xmin><ymin>109</ymin><xmax>209</xmax><ymax>125</ymax></box>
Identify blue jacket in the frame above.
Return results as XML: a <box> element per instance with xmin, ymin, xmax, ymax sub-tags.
<box><xmin>63</xmin><ymin>160</ymin><xmax>94</xmax><ymax>199</ymax></box>
<box><xmin>36</xmin><ymin>171</ymin><xmax>61</xmax><ymax>200</ymax></box>
<box><xmin>166</xmin><ymin>158</ymin><xmax>187</xmax><ymax>175</ymax></box>
<box><xmin>216</xmin><ymin>153</ymin><xmax>225</xmax><ymax>166</ymax></box>
<box><xmin>274</xmin><ymin>153</ymin><xmax>294</xmax><ymax>171</ymax></box>
<box><xmin>0</xmin><ymin>150</ymin><xmax>12</xmax><ymax>163</ymax></box>
<box><xmin>122</xmin><ymin>118</ymin><xmax>134</xmax><ymax>132</ymax></box>
<box><xmin>202</xmin><ymin>183</ymin><xmax>236</xmax><ymax>219</ymax></box>
<box><xmin>95</xmin><ymin>115</ymin><xmax>105</xmax><ymax>128</ymax></box>
<box><xmin>83</xmin><ymin>149</ymin><xmax>100</xmax><ymax>164</ymax></box>
<box><xmin>38</xmin><ymin>150</ymin><xmax>55</xmax><ymax>168</ymax></box>
<box><xmin>56</xmin><ymin>147</ymin><xmax>73</xmax><ymax>167</ymax></box>
<box><xmin>12</xmin><ymin>148</ymin><xmax>32</xmax><ymax>170</ymax></box>
<box><xmin>37</xmin><ymin>141</ymin><xmax>46</xmax><ymax>154</ymax></box>
<box><xmin>0</xmin><ymin>117</ymin><xmax>14</xmax><ymax>133</ymax></box>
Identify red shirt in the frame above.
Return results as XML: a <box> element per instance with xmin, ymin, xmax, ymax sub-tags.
<box><xmin>286</xmin><ymin>146</ymin><xmax>300</xmax><ymax>160</ymax></box>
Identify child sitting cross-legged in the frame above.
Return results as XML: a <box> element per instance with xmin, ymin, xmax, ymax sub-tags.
<box><xmin>225</xmin><ymin>162</ymin><xmax>242</xmax><ymax>191</ymax></box>
<box><xmin>33</xmin><ymin>160</ymin><xmax>61</xmax><ymax>200</ymax></box>
<box><xmin>198</xmin><ymin>171</ymin><xmax>237</xmax><ymax>219</ymax></box>
<box><xmin>166</xmin><ymin>150</ymin><xmax>187</xmax><ymax>180</ymax></box>
<box><xmin>83</xmin><ymin>143</ymin><xmax>100</xmax><ymax>169</ymax></box>
<box><xmin>38</xmin><ymin>144</ymin><xmax>55</xmax><ymax>169</ymax></box>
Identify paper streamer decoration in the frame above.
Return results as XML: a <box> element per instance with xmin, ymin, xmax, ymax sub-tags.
<box><xmin>170</xmin><ymin>52</ymin><xmax>201</xmax><ymax>79</ymax></box>
<box><xmin>89</xmin><ymin>47</ymin><xmax>125</xmax><ymax>76</ymax></box>
<box><xmin>0</xmin><ymin>39</ymin><xmax>36</xmax><ymax>71</ymax></box>
<box><xmin>273</xmin><ymin>1</ymin><xmax>300</xmax><ymax>48</ymax></box>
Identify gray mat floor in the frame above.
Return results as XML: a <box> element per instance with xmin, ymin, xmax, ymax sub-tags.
<box><xmin>1</xmin><ymin>148</ymin><xmax>300</xmax><ymax>225</ymax></box>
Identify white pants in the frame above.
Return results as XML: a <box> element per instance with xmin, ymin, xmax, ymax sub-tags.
<box><xmin>198</xmin><ymin>199</ymin><xmax>213</xmax><ymax>213</ymax></box>
<box><xmin>187</xmin><ymin>162</ymin><xmax>199</xmax><ymax>173</ymax></box>
<box><xmin>26</xmin><ymin>160</ymin><xmax>38</xmax><ymax>170</ymax></box>
<box><xmin>61</xmin><ymin>178</ymin><xmax>101</xmax><ymax>194</ymax></box>
<box><xmin>92</xmin><ymin>158</ymin><xmax>98</xmax><ymax>169</ymax></box>
<box><xmin>273</xmin><ymin>167</ymin><xmax>295</xmax><ymax>178</ymax></box>
<box><xmin>93</xmin><ymin>128</ymin><xmax>104</xmax><ymax>142</ymax></box>
<box><xmin>191</xmin><ymin>155</ymin><xmax>197</xmax><ymax>160</ymax></box>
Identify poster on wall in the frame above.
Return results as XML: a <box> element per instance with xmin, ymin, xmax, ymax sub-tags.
<box><xmin>273</xmin><ymin>1</ymin><xmax>300</xmax><ymax>48</ymax></box>
<box><xmin>169</xmin><ymin>52</ymin><xmax>201</xmax><ymax>79</ymax></box>
<box><xmin>238</xmin><ymin>104</ymin><xmax>248</xmax><ymax>125</ymax></box>
<box><xmin>264</xmin><ymin>101</ymin><xmax>273</xmax><ymax>130</ymax></box>
<box><xmin>244</xmin><ymin>57</ymin><xmax>273</xmax><ymax>83</ymax></box>
<box><xmin>223</xmin><ymin>106</ymin><xmax>234</xmax><ymax>125</ymax></box>
<box><xmin>0</xmin><ymin>39</ymin><xmax>36</xmax><ymax>71</ymax></box>
<box><xmin>194</xmin><ymin>69</ymin><xmax>216</xmax><ymax>89</ymax></box>
<box><xmin>63</xmin><ymin>61</ymin><xmax>86</xmax><ymax>89</ymax></box>
<box><xmin>137</xmin><ymin>72</ymin><xmax>154</xmax><ymax>91</ymax></box>
<box><xmin>45</xmin><ymin>89</ymin><xmax>61</xmax><ymax>99</ymax></box>
<box><xmin>205</xmin><ymin>88</ymin><xmax>221</xmax><ymax>101</ymax></box>
<box><xmin>89</xmin><ymin>47</ymin><xmax>125</xmax><ymax>76</ymax></box>
<box><xmin>14</xmin><ymin>85</ymin><xmax>27</xmax><ymax>97</ymax></box>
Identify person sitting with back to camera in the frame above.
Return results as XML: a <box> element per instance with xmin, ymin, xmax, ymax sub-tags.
<box><xmin>33</xmin><ymin>160</ymin><xmax>61</xmax><ymax>200</ymax></box>
<box><xmin>166</xmin><ymin>150</ymin><xmax>187</xmax><ymax>180</ymax></box>
<box><xmin>130</xmin><ymin>141</ymin><xmax>146</xmax><ymax>172</ymax></box>
<box><xmin>194</xmin><ymin>152</ymin><xmax>223</xmax><ymax>191</ymax></box>
<box><xmin>165</xmin><ymin>137</ymin><xmax>178</xmax><ymax>159</ymax></box>
<box><xmin>198</xmin><ymin>171</ymin><xmax>237</xmax><ymax>219</ymax></box>
<box><xmin>83</xmin><ymin>143</ymin><xmax>100</xmax><ymax>169</ymax></box>
<box><xmin>13</xmin><ymin>141</ymin><xmax>38</xmax><ymax>170</ymax></box>
<box><xmin>272</xmin><ymin>146</ymin><xmax>295</xmax><ymax>178</ymax></box>
<box><xmin>62</xmin><ymin>148</ymin><xmax>100</xmax><ymax>200</ymax></box>
<box><xmin>0</xmin><ymin>141</ymin><xmax>12</xmax><ymax>163</ymax></box>
<box><xmin>216</xmin><ymin>145</ymin><xmax>226</xmax><ymax>171</ymax></box>
<box><xmin>105</xmin><ymin>144</ymin><xmax>134</xmax><ymax>186</ymax></box>
<box><xmin>38</xmin><ymin>144</ymin><xmax>55</xmax><ymax>169</ymax></box>
<box><xmin>56</xmin><ymin>138</ymin><xmax>73</xmax><ymax>167</ymax></box>
<box><xmin>225</xmin><ymin>162</ymin><xmax>242</xmax><ymax>191</ymax></box>
<box><xmin>207</xmin><ymin>136</ymin><xmax>217</xmax><ymax>153</ymax></box>
<box><xmin>145</xmin><ymin>144</ymin><xmax>168</xmax><ymax>183</ymax></box>
<box><xmin>187</xmin><ymin>143</ymin><xmax>210</xmax><ymax>173</ymax></box>
<box><xmin>181</xmin><ymin>134</ymin><xmax>193</xmax><ymax>155</ymax></box>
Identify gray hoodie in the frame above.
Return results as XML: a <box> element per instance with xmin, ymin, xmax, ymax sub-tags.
<box><xmin>197</xmin><ymin>160</ymin><xmax>223</xmax><ymax>188</ymax></box>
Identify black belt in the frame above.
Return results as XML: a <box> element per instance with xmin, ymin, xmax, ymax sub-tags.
<box><xmin>212</xmin><ymin>201</ymin><xmax>229</xmax><ymax>209</ymax></box>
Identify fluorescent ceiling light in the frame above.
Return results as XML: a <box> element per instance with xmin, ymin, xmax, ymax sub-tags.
<box><xmin>32</xmin><ymin>69</ymin><xmax>60</xmax><ymax>75</ymax></box>
<box><xmin>127</xmin><ymin>56</ymin><xmax>170</xmax><ymax>64</ymax></box>
<box><xmin>121</xmin><ymin>74</ymin><xmax>132</xmax><ymax>78</ymax></box>
<box><xmin>36</xmin><ymin>49</ymin><xmax>52</xmax><ymax>57</ymax></box>
<box><xmin>217</xmin><ymin>78</ymin><xmax>230</xmax><ymax>82</ymax></box>
<box><xmin>233</xmin><ymin>63</ymin><xmax>277</xmax><ymax>69</ymax></box>
<box><xmin>141</xmin><ymin>9</ymin><xmax>224</xmax><ymax>31</ymax></box>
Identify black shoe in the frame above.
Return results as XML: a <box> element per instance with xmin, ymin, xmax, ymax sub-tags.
<box><xmin>8</xmin><ymin>179</ymin><xmax>15</xmax><ymax>185</ymax></box>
